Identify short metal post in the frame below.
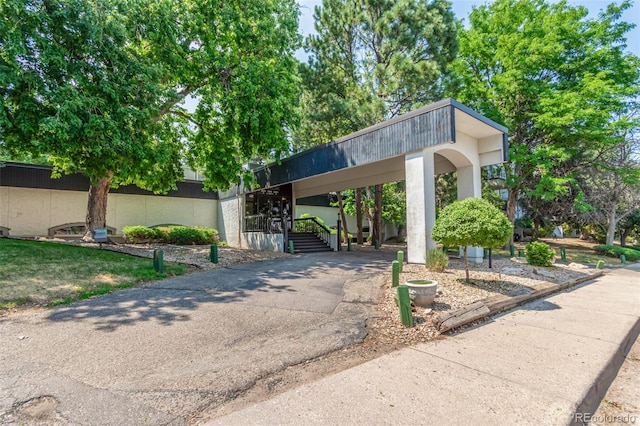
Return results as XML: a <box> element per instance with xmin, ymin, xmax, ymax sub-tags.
<box><xmin>596</xmin><ymin>260</ymin><xmax>605</xmax><ymax>269</ymax></box>
<box><xmin>374</xmin><ymin>239</ymin><xmax>380</xmax><ymax>250</ymax></box>
<box><xmin>509</xmin><ymin>245</ymin><xmax>515</xmax><ymax>257</ymax></box>
<box><xmin>620</xmin><ymin>254</ymin><xmax>626</xmax><ymax>264</ymax></box>
<box><xmin>560</xmin><ymin>247</ymin><xmax>566</xmax><ymax>261</ymax></box>
<box><xmin>347</xmin><ymin>238</ymin><xmax>352</xmax><ymax>251</ymax></box>
<box><xmin>153</xmin><ymin>249</ymin><xmax>164</xmax><ymax>273</ymax></box>
<box><xmin>397</xmin><ymin>250</ymin><xmax>404</xmax><ymax>273</ymax></box>
<box><xmin>518</xmin><ymin>249</ymin><xmax>524</xmax><ymax>257</ymax></box>
<box><xmin>397</xmin><ymin>285</ymin><xmax>414</xmax><ymax>327</ymax></box>
<box><xmin>336</xmin><ymin>218</ymin><xmax>341</xmax><ymax>252</ymax></box>
<box><xmin>443</xmin><ymin>246</ymin><xmax>448</xmax><ymax>253</ymax></box>
<box><xmin>483</xmin><ymin>248</ymin><xmax>488</xmax><ymax>259</ymax></box>
<box><xmin>210</xmin><ymin>245</ymin><xmax>218</xmax><ymax>264</ymax></box>
<box><xmin>288</xmin><ymin>240</ymin><xmax>294</xmax><ymax>254</ymax></box>
<box><xmin>392</xmin><ymin>260</ymin><xmax>400</xmax><ymax>288</ymax></box>
<box><xmin>488</xmin><ymin>248</ymin><xmax>493</xmax><ymax>269</ymax></box>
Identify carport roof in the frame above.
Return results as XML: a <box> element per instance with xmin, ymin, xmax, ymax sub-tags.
<box><xmin>252</xmin><ymin>98</ymin><xmax>508</xmax><ymax>192</ymax></box>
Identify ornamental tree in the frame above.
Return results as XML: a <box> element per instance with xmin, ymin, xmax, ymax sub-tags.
<box><xmin>451</xmin><ymin>0</ymin><xmax>640</xmax><ymax>243</ymax></box>
<box><xmin>432</xmin><ymin>197</ymin><xmax>512</xmax><ymax>281</ymax></box>
<box><xmin>0</xmin><ymin>0</ymin><xmax>300</xmax><ymax>240</ymax></box>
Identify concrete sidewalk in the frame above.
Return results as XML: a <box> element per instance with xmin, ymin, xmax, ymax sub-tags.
<box><xmin>211</xmin><ymin>263</ymin><xmax>640</xmax><ymax>426</ymax></box>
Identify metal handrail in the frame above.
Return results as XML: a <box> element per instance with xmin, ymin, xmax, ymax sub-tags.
<box><xmin>244</xmin><ymin>214</ymin><xmax>284</xmax><ymax>234</ymax></box>
<box><xmin>293</xmin><ymin>217</ymin><xmax>331</xmax><ymax>245</ymax></box>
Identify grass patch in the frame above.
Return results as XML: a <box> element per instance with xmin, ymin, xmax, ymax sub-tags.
<box><xmin>0</xmin><ymin>238</ymin><xmax>187</xmax><ymax>311</ymax></box>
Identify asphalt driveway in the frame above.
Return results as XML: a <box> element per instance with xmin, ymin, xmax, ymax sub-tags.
<box><xmin>0</xmin><ymin>250</ymin><xmax>395</xmax><ymax>425</ymax></box>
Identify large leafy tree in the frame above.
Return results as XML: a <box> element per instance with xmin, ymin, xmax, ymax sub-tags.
<box><xmin>293</xmin><ymin>0</ymin><xmax>458</xmax><ymax>245</ymax></box>
<box><xmin>1</xmin><ymin>0</ymin><xmax>300</xmax><ymax>239</ymax></box>
<box><xmin>450</xmin><ymin>0</ymin><xmax>640</xmax><ymax>243</ymax></box>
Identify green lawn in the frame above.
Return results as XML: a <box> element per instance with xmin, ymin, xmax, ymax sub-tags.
<box><xmin>0</xmin><ymin>238</ymin><xmax>187</xmax><ymax>310</ymax></box>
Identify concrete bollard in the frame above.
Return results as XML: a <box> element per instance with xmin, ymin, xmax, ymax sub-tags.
<box><xmin>397</xmin><ymin>250</ymin><xmax>404</xmax><ymax>273</ymax></box>
<box><xmin>392</xmin><ymin>260</ymin><xmax>400</xmax><ymax>288</ymax></box>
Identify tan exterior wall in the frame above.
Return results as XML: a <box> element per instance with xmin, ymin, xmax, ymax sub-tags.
<box><xmin>0</xmin><ymin>187</ymin><xmax>217</xmax><ymax>236</ymax></box>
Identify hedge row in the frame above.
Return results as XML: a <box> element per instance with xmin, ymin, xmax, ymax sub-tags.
<box><xmin>122</xmin><ymin>225</ymin><xmax>220</xmax><ymax>245</ymax></box>
<box><xmin>593</xmin><ymin>245</ymin><xmax>640</xmax><ymax>261</ymax></box>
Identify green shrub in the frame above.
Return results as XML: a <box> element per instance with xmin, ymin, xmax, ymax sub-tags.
<box><xmin>166</xmin><ymin>226</ymin><xmax>218</xmax><ymax>245</ymax></box>
<box><xmin>122</xmin><ymin>226</ymin><xmax>157</xmax><ymax>243</ymax></box>
<box><xmin>594</xmin><ymin>245</ymin><xmax>640</xmax><ymax>261</ymax></box>
<box><xmin>525</xmin><ymin>241</ymin><xmax>555</xmax><ymax>267</ymax></box>
<box><xmin>123</xmin><ymin>225</ymin><xmax>219</xmax><ymax>245</ymax></box>
<box><xmin>426</xmin><ymin>248</ymin><xmax>449</xmax><ymax>272</ymax></box>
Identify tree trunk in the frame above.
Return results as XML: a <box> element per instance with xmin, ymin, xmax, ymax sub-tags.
<box><xmin>375</xmin><ymin>183</ymin><xmax>383</xmax><ymax>246</ymax></box>
<box><xmin>463</xmin><ymin>245</ymin><xmax>469</xmax><ymax>282</ymax></box>
<box><xmin>505</xmin><ymin>187</ymin><xmax>519</xmax><ymax>247</ymax></box>
<box><xmin>83</xmin><ymin>174</ymin><xmax>113</xmax><ymax>241</ymax></box>
<box><xmin>620</xmin><ymin>229</ymin><xmax>628</xmax><ymax>247</ymax></box>
<box><xmin>605</xmin><ymin>205</ymin><xmax>617</xmax><ymax>246</ymax></box>
<box><xmin>336</xmin><ymin>192</ymin><xmax>349</xmax><ymax>244</ymax></box>
<box><xmin>355</xmin><ymin>188</ymin><xmax>364</xmax><ymax>244</ymax></box>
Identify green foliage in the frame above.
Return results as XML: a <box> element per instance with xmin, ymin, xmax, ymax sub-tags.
<box><xmin>525</xmin><ymin>241</ymin><xmax>555</xmax><ymax>267</ymax></box>
<box><xmin>426</xmin><ymin>248</ymin><xmax>449</xmax><ymax>272</ymax></box>
<box><xmin>451</xmin><ymin>0</ymin><xmax>640</xmax><ymax>230</ymax></box>
<box><xmin>594</xmin><ymin>245</ymin><xmax>640</xmax><ymax>261</ymax></box>
<box><xmin>166</xmin><ymin>226</ymin><xmax>217</xmax><ymax>245</ymax></box>
<box><xmin>432</xmin><ymin>198</ymin><xmax>512</xmax><ymax>281</ymax></box>
<box><xmin>123</xmin><ymin>225</ymin><xmax>218</xmax><ymax>245</ymax></box>
<box><xmin>122</xmin><ymin>226</ymin><xmax>160</xmax><ymax>243</ymax></box>
<box><xmin>1</xmin><ymin>0</ymin><xmax>301</xmax><ymax>229</ymax></box>
<box><xmin>432</xmin><ymin>198</ymin><xmax>513</xmax><ymax>249</ymax></box>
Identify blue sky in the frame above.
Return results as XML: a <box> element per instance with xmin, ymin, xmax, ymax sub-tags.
<box><xmin>296</xmin><ymin>0</ymin><xmax>639</xmax><ymax>59</ymax></box>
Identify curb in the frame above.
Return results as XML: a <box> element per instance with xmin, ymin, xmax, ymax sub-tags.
<box><xmin>571</xmin><ymin>317</ymin><xmax>640</xmax><ymax>425</ymax></box>
<box><xmin>435</xmin><ymin>270</ymin><xmax>605</xmax><ymax>333</ymax></box>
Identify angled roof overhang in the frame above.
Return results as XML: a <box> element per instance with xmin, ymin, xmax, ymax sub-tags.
<box><xmin>249</xmin><ymin>98</ymin><xmax>508</xmax><ymax>198</ymax></box>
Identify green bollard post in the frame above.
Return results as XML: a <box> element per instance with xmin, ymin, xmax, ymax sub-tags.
<box><xmin>347</xmin><ymin>239</ymin><xmax>352</xmax><ymax>251</ymax></box>
<box><xmin>620</xmin><ymin>254</ymin><xmax>626</xmax><ymax>264</ymax></box>
<box><xmin>518</xmin><ymin>249</ymin><xmax>524</xmax><ymax>257</ymax></box>
<box><xmin>153</xmin><ymin>249</ymin><xmax>164</xmax><ymax>273</ymax></box>
<box><xmin>443</xmin><ymin>246</ymin><xmax>448</xmax><ymax>253</ymax></box>
<box><xmin>374</xmin><ymin>239</ymin><xmax>380</xmax><ymax>250</ymax></box>
<box><xmin>560</xmin><ymin>247</ymin><xmax>566</xmax><ymax>261</ymax></box>
<box><xmin>210</xmin><ymin>244</ymin><xmax>219</xmax><ymax>264</ymax></box>
<box><xmin>509</xmin><ymin>245</ymin><xmax>515</xmax><ymax>257</ymax></box>
<box><xmin>288</xmin><ymin>240</ymin><xmax>294</xmax><ymax>254</ymax></box>
<box><xmin>397</xmin><ymin>285</ymin><xmax>414</xmax><ymax>327</ymax></box>
<box><xmin>153</xmin><ymin>249</ymin><xmax>158</xmax><ymax>271</ymax></box>
<box><xmin>397</xmin><ymin>250</ymin><xmax>404</xmax><ymax>273</ymax></box>
<box><xmin>596</xmin><ymin>260</ymin><xmax>605</xmax><ymax>269</ymax></box>
<box><xmin>392</xmin><ymin>260</ymin><xmax>400</xmax><ymax>288</ymax></box>
<box><xmin>483</xmin><ymin>248</ymin><xmax>488</xmax><ymax>259</ymax></box>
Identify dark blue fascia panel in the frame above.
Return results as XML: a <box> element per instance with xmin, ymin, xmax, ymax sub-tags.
<box><xmin>254</xmin><ymin>100</ymin><xmax>455</xmax><ymax>188</ymax></box>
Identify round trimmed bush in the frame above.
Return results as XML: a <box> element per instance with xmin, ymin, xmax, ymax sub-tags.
<box><xmin>525</xmin><ymin>241</ymin><xmax>555</xmax><ymax>267</ymax></box>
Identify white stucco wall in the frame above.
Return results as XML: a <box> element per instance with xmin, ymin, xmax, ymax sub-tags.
<box><xmin>0</xmin><ymin>187</ymin><xmax>217</xmax><ymax>236</ymax></box>
<box><xmin>218</xmin><ymin>196</ymin><xmax>242</xmax><ymax>247</ymax></box>
<box><xmin>242</xmin><ymin>232</ymin><xmax>283</xmax><ymax>252</ymax></box>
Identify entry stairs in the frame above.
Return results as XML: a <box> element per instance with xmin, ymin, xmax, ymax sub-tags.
<box><xmin>287</xmin><ymin>232</ymin><xmax>332</xmax><ymax>254</ymax></box>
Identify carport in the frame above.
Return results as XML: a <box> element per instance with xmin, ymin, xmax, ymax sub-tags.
<box><xmin>221</xmin><ymin>98</ymin><xmax>508</xmax><ymax>263</ymax></box>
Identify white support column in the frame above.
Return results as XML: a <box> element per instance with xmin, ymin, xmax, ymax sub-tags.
<box><xmin>457</xmin><ymin>164</ymin><xmax>484</xmax><ymax>263</ymax></box>
<box><xmin>405</xmin><ymin>149</ymin><xmax>437</xmax><ymax>264</ymax></box>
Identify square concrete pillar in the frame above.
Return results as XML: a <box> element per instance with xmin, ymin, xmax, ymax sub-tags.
<box><xmin>457</xmin><ymin>164</ymin><xmax>484</xmax><ymax>263</ymax></box>
<box><xmin>405</xmin><ymin>149</ymin><xmax>437</xmax><ymax>264</ymax></box>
